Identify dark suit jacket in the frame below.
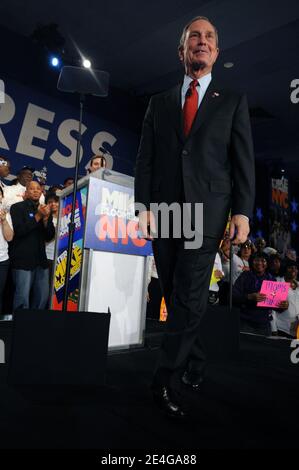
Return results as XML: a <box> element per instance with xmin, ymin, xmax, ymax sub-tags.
<box><xmin>134</xmin><ymin>78</ymin><xmax>255</xmax><ymax>239</ymax></box>
<box><xmin>10</xmin><ymin>199</ymin><xmax>55</xmax><ymax>270</ymax></box>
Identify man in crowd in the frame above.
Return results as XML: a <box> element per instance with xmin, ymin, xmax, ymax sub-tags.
<box><xmin>4</xmin><ymin>166</ymin><xmax>44</xmax><ymax>209</ymax></box>
<box><xmin>255</xmin><ymin>237</ymin><xmax>267</xmax><ymax>256</ymax></box>
<box><xmin>63</xmin><ymin>177</ymin><xmax>74</xmax><ymax>188</ymax></box>
<box><xmin>285</xmin><ymin>248</ymin><xmax>297</xmax><ymax>263</ymax></box>
<box><xmin>88</xmin><ymin>154</ymin><xmax>107</xmax><ymax>173</ymax></box>
<box><xmin>268</xmin><ymin>253</ymin><xmax>282</xmax><ymax>279</ymax></box>
<box><xmin>232</xmin><ymin>239</ymin><xmax>252</xmax><ymax>284</ymax></box>
<box><xmin>9</xmin><ymin>181</ymin><xmax>55</xmax><ymax>311</ymax></box>
<box><xmin>135</xmin><ymin>16</ymin><xmax>255</xmax><ymax>417</ymax></box>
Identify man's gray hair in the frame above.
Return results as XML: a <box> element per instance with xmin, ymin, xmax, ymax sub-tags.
<box><xmin>179</xmin><ymin>16</ymin><xmax>219</xmax><ymax>49</ymax></box>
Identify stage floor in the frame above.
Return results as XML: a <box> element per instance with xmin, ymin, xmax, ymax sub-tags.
<box><xmin>0</xmin><ymin>320</ymin><xmax>298</xmax><ymax>449</ymax></box>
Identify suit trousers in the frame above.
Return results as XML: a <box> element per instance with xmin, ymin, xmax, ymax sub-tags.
<box><xmin>152</xmin><ymin>234</ymin><xmax>220</xmax><ymax>387</ymax></box>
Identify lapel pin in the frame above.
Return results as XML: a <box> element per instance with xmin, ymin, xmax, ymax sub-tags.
<box><xmin>212</xmin><ymin>92</ymin><xmax>220</xmax><ymax>98</ymax></box>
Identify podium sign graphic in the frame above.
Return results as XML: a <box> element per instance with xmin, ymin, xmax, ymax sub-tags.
<box><xmin>85</xmin><ymin>177</ymin><xmax>151</xmax><ymax>256</ymax></box>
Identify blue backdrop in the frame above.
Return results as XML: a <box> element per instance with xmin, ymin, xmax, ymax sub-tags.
<box><xmin>0</xmin><ymin>75</ymin><xmax>139</xmax><ymax>185</ymax></box>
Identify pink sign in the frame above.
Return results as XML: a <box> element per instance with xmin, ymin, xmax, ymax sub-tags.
<box><xmin>257</xmin><ymin>280</ymin><xmax>290</xmax><ymax>308</ymax></box>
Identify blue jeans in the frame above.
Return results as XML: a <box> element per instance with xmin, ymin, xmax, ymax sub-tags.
<box><xmin>12</xmin><ymin>267</ymin><xmax>49</xmax><ymax>311</ymax></box>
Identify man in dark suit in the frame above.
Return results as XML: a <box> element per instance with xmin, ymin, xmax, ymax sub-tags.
<box><xmin>135</xmin><ymin>16</ymin><xmax>255</xmax><ymax>418</ymax></box>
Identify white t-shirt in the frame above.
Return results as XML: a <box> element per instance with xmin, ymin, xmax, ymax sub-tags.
<box><xmin>0</xmin><ymin>213</ymin><xmax>13</xmax><ymax>262</ymax></box>
<box><xmin>3</xmin><ymin>183</ymin><xmax>45</xmax><ymax>209</ymax></box>
<box><xmin>275</xmin><ymin>284</ymin><xmax>299</xmax><ymax>336</ymax></box>
<box><xmin>232</xmin><ymin>254</ymin><xmax>250</xmax><ymax>284</ymax></box>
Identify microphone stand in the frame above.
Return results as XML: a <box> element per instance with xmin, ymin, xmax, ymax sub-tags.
<box><xmin>62</xmin><ymin>93</ymin><xmax>85</xmax><ymax>312</ymax></box>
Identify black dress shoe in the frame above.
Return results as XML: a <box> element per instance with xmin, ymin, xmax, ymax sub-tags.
<box><xmin>152</xmin><ymin>384</ymin><xmax>186</xmax><ymax>418</ymax></box>
<box><xmin>181</xmin><ymin>371</ymin><xmax>204</xmax><ymax>391</ymax></box>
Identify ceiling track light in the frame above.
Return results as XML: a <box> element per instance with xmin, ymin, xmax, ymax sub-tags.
<box><xmin>83</xmin><ymin>59</ymin><xmax>91</xmax><ymax>68</ymax></box>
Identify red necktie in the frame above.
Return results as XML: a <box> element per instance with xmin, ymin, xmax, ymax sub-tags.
<box><xmin>183</xmin><ymin>79</ymin><xmax>198</xmax><ymax>137</ymax></box>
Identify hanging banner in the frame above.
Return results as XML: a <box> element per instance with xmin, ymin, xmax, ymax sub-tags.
<box><xmin>0</xmin><ymin>75</ymin><xmax>138</xmax><ymax>185</ymax></box>
<box><xmin>269</xmin><ymin>177</ymin><xmax>291</xmax><ymax>256</ymax></box>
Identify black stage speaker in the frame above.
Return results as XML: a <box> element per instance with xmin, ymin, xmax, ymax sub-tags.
<box><xmin>8</xmin><ymin>309</ymin><xmax>110</xmax><ymax>386</ymax></box>
<box><xmin>200</xmin><ymin>244</ymin><xmax>240</xmax><ymax>360</ymax></box>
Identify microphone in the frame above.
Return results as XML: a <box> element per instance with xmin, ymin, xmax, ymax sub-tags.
<box><xmin>185</xmin><ymin>88</ymin><xmax>192</xmax><ymax>98</ymax></box>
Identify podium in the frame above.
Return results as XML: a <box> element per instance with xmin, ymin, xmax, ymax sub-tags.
<box><xmin>51</xmin><ymin>169</ymin><xmax>152</xmax><ymax>351</ymax></box>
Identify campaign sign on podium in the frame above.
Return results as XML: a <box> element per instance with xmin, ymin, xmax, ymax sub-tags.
<box><xmin>83</xmin><ymin>176</ymin><xmax>152</xmax><ymax>350</ymax></box>
<box><xmin>85</xmin><ymin>177</ymin><xmax>151</xmax><ymax>256</ymax></box>
<box><xmin>51</xmin><ymin>170</ymin><xmax>152</xmax><ymax>350</ymax></box>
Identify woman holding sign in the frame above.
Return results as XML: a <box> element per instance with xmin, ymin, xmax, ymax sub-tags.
<box><xmin>233</xmin><ymin>253</ymin><xmax>289</xmax><ymax>336</ymax></box>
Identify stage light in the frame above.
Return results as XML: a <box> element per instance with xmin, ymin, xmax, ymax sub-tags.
<box><xmin>83</xmin><ymin>59</ymin><xmax>91</xmax><ymax>68</ymax></box>
<box><xmin>50</xmin><ymin>56</ymin><xmax>60</xmax><ymax>67</ymax></box>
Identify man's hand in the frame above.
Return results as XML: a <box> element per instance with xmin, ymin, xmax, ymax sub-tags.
<box><xmin>247</xmin><ymin>292</ymin><xmax>267</xmax><ymax>302</ymax></box>
<box><xmin>277</xmin><ymin>300</ymin><xmax>289</xmax><ymax>310</ymax></box>
<box><xmin>138</xmin><ymin>211</ymin><xmax>156</xmax><ymax>240</ymax></box>
<box><xmin>38</xmin><ymin>204</ymin><xmax>50</xmax><ymax>218</ymax></box>
<box><xmin>36</xmin><ymin>204</ymin><xmax>50</xmax><ymax>224</ymax></box>
<box><xmin>42</xmin><ymin>205</ymin><xmax>51</xmax><ymax>220</ymax></box>
<box><xmin>229</xmin><ymin>215</ymin><xmax>250</xmax><ymax>244</ymax></box>
<box><xmin>37</xmin><ymin>204</ymin><xmax>44</xmax><ymax>216</ymax></box>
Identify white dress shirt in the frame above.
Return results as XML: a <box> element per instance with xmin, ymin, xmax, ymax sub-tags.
<box><xmin>181</xmin><ymin>73</ymin><xmax>212</xmax><ymax>109</ymax></box>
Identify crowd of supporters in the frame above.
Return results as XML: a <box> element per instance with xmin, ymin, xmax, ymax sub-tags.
<box><xmin>0</xmin><ymin>154</ymin><xmax>106</xmax><ymax>318</ymax></box>
<box><xmin>1</xmin><ymin>153</ymin><xmax>298</xmax><ymax>338</ymax></box>
<box><xmin>147</xmin><ymin>235</ymin><xmax>298</xmax><ymax>339</ymax></box>
<box><xmin>216</xmin><ymin>237</ymin><xmax>299</xmax><ymax>338</ymax></box>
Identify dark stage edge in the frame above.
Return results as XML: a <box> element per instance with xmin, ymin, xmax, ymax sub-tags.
<box><xmin>0</xmin><ymin>320</ymin><xmax>298</xmax><ymax>449</ymax></box>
